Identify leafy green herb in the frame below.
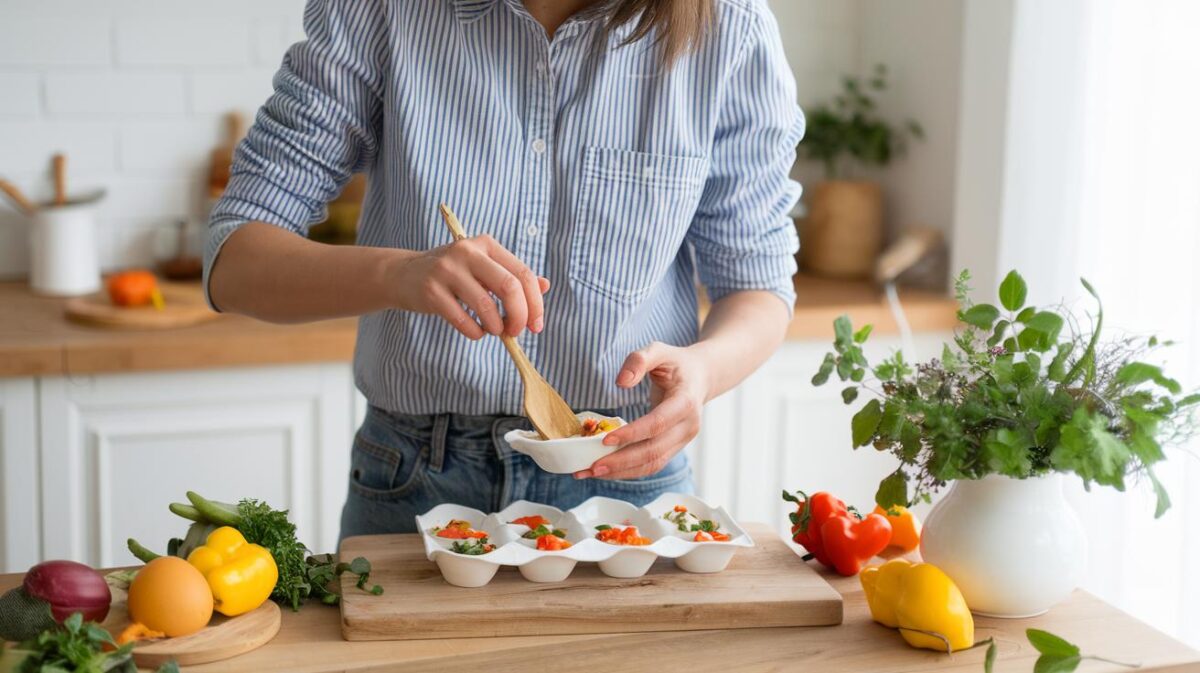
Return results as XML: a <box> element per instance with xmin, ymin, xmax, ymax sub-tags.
<box><xmin>450</xmin><ymin>538</ymin><xmax>494</xmax><ymax>556</ymax></box>
<box><xmin>986</xmin><ymin>629</ymin><xmax>1141</xmax><ymax>673</ymax></box>
<box><xmin>594</xmin><ymin>524</ymin><xmax>612</xmax><ymax>531</ymax></box>
<box><xmin>983</xmin><ymin>638</ymin><xmax>997</xmax><ymax>673</ymax></box>
<box><xmin>9</xmin><ymin>611</ymin><xmax>178</xmax><ymax>673</ymax></box>
<box><xmin>521</xmin><ymin>525</ymin><xmax>566</xmax><ymax>540</ymax></box>
<box><xmin>235</xmin><ymin>498</ymin><xmax>311</xmax><ymax>610</ymax></box>
<box><xmin>817</xmin><ymin>269</ymin><xmax>1197</xmax><ymax>516</ymax></box>
<box><xmin>797</xmin><ymin>63</ymin><xmax>924</xmax><ymax>179</ymax></box>
<box><xmin>305</xmin><ymin>554</ymin><xmax>384</xmax><ymax>605</ymax></box>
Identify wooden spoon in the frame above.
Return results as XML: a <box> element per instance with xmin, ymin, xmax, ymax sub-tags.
<box><xmin>52</xmin><ymin>153</ymin><xmax>68</xmax><ymax>206</ymax></box>
<box><xmin>438</xmin><ymin>203</ymin><xmax>582</xmax><ymax>440</ymax></box>
<box><xmin>0</xmin><ymin>179</ymin><xmax>36</xmax><ymax>216</ymax></box>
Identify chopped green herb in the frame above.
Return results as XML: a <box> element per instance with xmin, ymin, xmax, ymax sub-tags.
<box><xmin>450</xmin><ymin>538</ymin><xmax>495</xmax><ymax>556</ymax></box>
<box><xmin>594</xmin><ymin>524</ymin><xmax>612</xmax><ymax>531</ymax></box>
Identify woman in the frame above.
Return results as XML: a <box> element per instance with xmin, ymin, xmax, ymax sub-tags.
<box><xmin>205</xmin><ymin>0</ymin><xmax>803</xmax><ymax>537</ymax></box>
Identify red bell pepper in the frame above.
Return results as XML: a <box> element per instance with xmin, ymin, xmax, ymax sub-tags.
<box><xmin>782</xmin><ymin>490</ymin><xmax>892</xmax><ymax>576</ymax></box>
<box><xmin>782</xmin><ymin>490</ymin><xmax>848</xmax><ymax>566</ymax></box>
<box><xmin>819</xmin><ymin>511</ymin><xmax>893</xmax><ymax>576</ymax></box>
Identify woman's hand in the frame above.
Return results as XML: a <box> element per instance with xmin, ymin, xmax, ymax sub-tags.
<box><xmin>393</xmin><ymin>234</ymin><xmax>548</xmax><ymax>339</ymax></box>
<box><xmin>574</xmin><ymin>342</ymin><xmax>713</xmax><ymax>480</ymax></box>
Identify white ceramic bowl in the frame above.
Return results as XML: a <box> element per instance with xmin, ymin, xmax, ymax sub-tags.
<box><xmin>414</xmin><ymin>496</ymin><xmax>754</xmax><ymax>587</ymax></box>
<box><xmin>502</xmin><ymin>411</ymin><xmax>624</xmax><ymax>474</ymax></box>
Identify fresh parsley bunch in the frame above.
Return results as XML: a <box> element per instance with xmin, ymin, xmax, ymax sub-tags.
<box><xmin>815</xmin><ymin>270</ymin><xmax>1197</xmax><ymax>516</ymax></box>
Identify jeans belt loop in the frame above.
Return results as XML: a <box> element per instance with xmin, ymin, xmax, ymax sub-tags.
<box><xmin>430</xmin><ymin>413</ymin><xmax>449</xmax><ymax>473</ymax></box>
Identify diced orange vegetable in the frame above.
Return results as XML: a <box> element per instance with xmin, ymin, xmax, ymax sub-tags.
<box><xmin>536</xmin><ymin>534</ymin><xmax>571</xmax><ymax>551</ymax></box>
<box><xmin>116</xmin><ymin>622</ymin><xmax>166</xmax><ymax>646</ymax></box>
<box><xmin>596</xmin><ymin>526</ymin><xmax>652</xmax><ymax>546</ymax></box>
<box><xmin>435</xmin><ymin>519</ymin><xmax>488</xmax><ymax>540</ymax></box>
<box><xmin>673</xmin><ymin>505</ymin><xmax>688</xmax><ymax>513</ymax></box>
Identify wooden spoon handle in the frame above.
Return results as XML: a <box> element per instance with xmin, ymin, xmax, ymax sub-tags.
<box><xmin>0</xmin><ymin>179</ymin><xmax>36</xmax><ymax>216</ymax></box>
<box><xmin>52</xmin><ymin>154</ymin><xmax>67</xmax><ymax>206</ymax></box>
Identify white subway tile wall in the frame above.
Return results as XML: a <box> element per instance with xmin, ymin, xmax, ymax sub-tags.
<box><xmin>0</xmin><ymin>0</ymin><xmax>855</xmax><ymax>278</ymax></box>
<box><xmin>0</xmin><ymin>1</ymin><xmax>309</xmax><ymax>277</ymax></box>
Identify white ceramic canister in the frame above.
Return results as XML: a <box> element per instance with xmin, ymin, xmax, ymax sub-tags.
<box><xmin>29</xmin><ymin>191</ymin><xmax>104</xmax><ymax>296</ymax></box>
<box><xmin>919</xmin><ymin>473</ymin><xmax>1087</xmax><ymax>618</ymax></box>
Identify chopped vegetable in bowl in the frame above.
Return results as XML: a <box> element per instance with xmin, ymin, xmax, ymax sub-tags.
<box><xmin>510</xmin><ymin>515</ymin><xmax>550</xmax><ymax>529</ymax></box>
<box><xmin>594</xmin><ymin>525</ymin><xmax>652</xmax><ymax>546</ymax></box>
<box><xmin>662</xmin><ymin>505</ymin><xmax>730</xmax><ymax>541</ymax></box>
<box><xmin>579</xmin><ymin>417</ymin><xmax>623</xmax><ymax>437</ymax></box>
<box><xmin>433</xmin><ymin>519</ymin><xmax>488</xmax><ymax>540</ymax></box>
<box><xmin>450</xmin><ymin>538</ymin><xmax>496</xmax><ymax>555</ymax></box>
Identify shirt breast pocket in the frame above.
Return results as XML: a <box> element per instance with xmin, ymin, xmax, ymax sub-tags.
<box><xmin>570</xmin><ymin>147</ymin><xmax>709</xmax><ymax>303</ymax></box>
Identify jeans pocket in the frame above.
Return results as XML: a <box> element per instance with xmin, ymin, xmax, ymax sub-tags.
<box><xmin>348</xmin><ymin>425</ymin><xmax>429</xmax><ymax>502</ymax></box>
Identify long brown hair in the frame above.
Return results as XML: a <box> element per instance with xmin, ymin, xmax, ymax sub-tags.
<box><xmin>605</xmin><ymin>0</ymin><xmax>717</xmax><ymax>66</ymax></box>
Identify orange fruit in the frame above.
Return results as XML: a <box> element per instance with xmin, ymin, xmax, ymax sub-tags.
<box><xmin>127</xmin><ymin>556</ymin><xmax>213</xmax><ymax>637</ymax></box>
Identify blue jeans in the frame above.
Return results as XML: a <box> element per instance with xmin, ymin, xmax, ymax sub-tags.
<box><xmin>338</xmin><ymin>406</ymin><xmax>694</xmax><ymax>540</ymax></box>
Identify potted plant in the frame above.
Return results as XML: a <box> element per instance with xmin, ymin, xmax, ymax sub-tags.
<box><xmin>813</xmin><ymin>270</ymin><xmax>1196</xmax><ymax>617</ymax></box>
<box><xmin>796</xmin><ymin>64</ymin><xmax>923</xmax><ymax>279</ymax></box>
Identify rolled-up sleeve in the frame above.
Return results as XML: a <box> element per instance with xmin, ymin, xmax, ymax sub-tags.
<box><xmin>687</xmin><ymin>6</ymin><xmax>804</xmax><ymax>313</ymax></box>
<box><xmin>203</xmin><ymin>0</ymin><xmax>389</xmax><ymax>306</ymax></box>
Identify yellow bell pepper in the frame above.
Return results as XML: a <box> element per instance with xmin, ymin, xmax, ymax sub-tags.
<box><xmin>187</xmin><ymin>526</ymin><xmax>278</xmax><ymax>616</ymax></box>
<box><xmin>860</xmin><ymin>558</ymin><xmax>974</xmax><ymax>652</ymax></box>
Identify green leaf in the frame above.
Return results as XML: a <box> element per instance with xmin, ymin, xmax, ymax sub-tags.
<box><xmin>156</xmin><ymin>662</ymin><xmax>182</xmax><ymax>673</ymax></box>
<box><xmin>1033</xmin><ymin>655</ymin><xmax>1082</xmax><ymax>673</ymax></box>
<box><xmin>1148</xmin><ymin>469</ymin><xmax>1171</xmax><ymax>519</ymax></box>
<box><xmin>1027</xmin><ymin>629</ymin><xmax>1081</xmax><ymax>657</ymax></box>
<box><xmin>853</xmin><ymin>324</ymin><xmax>874</xmax><ymax>343</ymax></box>
<box><xmin>987</xmin><ymin>320</ymin><xmax>1010</xmax><ymax>347</ymax></box>
<box><xmin>64</xmin><ymin>612</ymin><xmax>83</xmax><ymax>633</ymax></box>
<box><xmin>812</xmin><ymin>353</ymin><xmax>836</xmax><ymax>386</ymax></box>
<box><xmin>850</xmin><ymin>368</ymin><xmax>866</xmax><ymax>382</ymax></box>
<box><xmin>1115</xmin><ymin>362</ymin><xmax>1182</xmax><ymax>394</ymax></box>
<box><xmin>984</xmin><ymin>639</ymin><xmax>998</xmax><ymax>673</ymax></box>
<box><xmin>841</xmin><ymin>386</ymin><xmax>859</xmax><ymax>404</ymax></box>
<box><xmin>875</xmin><ymin>470</ymin><xmax>907</xmax><ymax>509</ymax></box>
<box><xmin>998</xmin><ymin>270</ymin><xmax>1028</xmax><ymax>311</ymax></box>
<box><xmin>1016</xmin><ymin>306</ymin><xmax>1037</xmax><ymax>323</ymax></box>
<box><xmin>348</xmin><ymin>557</ymin><xmax>371</xmax><ymax>575</ymax></box>
<box><xmin>961</xmin><ymin>304</ymin><xmax>1001</xmax><ymax>329</ymax></box>
<box><xmin>1048</xmin><ymin>344</ymin><xmax>1071</xmax><ymax>382</ymax></box>
<box><xmin>851</xmin><ymin>399</ymin><xmax>884</xmax><ymax>447</ymax></box>
<box><xmin>984</xmin><ymin>427</ymin><xmax>1033</xmax><ymax>476</ymax></box>
<box><xmin>878</xmin><ymin>402</ymin><xmax>905</xmax><ymax>438</ymax></box>
<box><xmin>834</xmin><ymin>315</ymin><xmax>853</xmax><ymax>346</ymax></box>
<box><xmin>1026</xmin><ymin>311</ymin><xmax>1065</xmax><ymax>341</ymax></box>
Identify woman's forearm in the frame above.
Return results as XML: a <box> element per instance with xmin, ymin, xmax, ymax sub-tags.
<box><xmin>208</xmin><ymin>222</ymin><xmax>411</xmax><ymax>323</ymax></box>
<box><xmin>693</xmin><ymin>290</ymin><xmax>792</xmax><ymax>401</ymax></box>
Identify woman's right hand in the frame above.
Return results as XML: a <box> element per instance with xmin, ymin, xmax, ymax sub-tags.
<box><xmin>392</xmin><ymin>235</ymin><xmax>548</xmax><ymax>340</ymax></box>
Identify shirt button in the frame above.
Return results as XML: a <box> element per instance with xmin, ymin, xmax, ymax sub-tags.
<box><xmin>531</xmin><ymin>138</ymin><xmax>547</xmax><ymax>154</ymax></box>
<box><xmin>535</xmin><ymin>62</ymin><xmax>546</xmax><ymax>76</ymax></box>
<box><xmin>525</xmin><ymin>224</ymin><xmax>539</xmax><ymax>236</ymax></box>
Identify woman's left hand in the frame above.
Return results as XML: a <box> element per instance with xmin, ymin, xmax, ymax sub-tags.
<box><xmin>574</xmin><ymin>342</ymin><xmax>712</xmax><ymax>480</ymax></box>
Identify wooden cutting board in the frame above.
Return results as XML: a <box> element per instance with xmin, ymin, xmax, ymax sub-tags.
<box><xmin>64</xmin><ymin>282</ymin><xmax>217</xmax><ymax>329</ymax></box>
<box><xmin>339</xmin><ymin>522</ymin><xmax>842</xmax><ymax>641</ymax></box>
<box><xmin>101</xmin><ymin>582</ymin><xmax>281</xmax><ymax>667</ymax></box>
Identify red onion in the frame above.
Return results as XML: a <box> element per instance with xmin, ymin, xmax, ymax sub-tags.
<box><xmin>23</xmin><ymin>560</ymin><xmax>111</xmax><ymax>623</ymax></box>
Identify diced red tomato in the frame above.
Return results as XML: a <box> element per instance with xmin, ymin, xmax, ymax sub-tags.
<box><xmin>435</xmin><ymin>519</ymin><xmax>488</xmax><ymax>539</ymax></box>
<box><xmin>511</xmin><ymin>515</ymin><xmax>550</xmax><ymax>529</ymax></box>
<box><xmin>673</xmin><ymin>505</ymin><xmax>688</xmax><ymax>513</ymax></box>
<box><xmin>694</xmin><ymin>530</ymin><xmax>730</xmax><ymax>542</ymax></box>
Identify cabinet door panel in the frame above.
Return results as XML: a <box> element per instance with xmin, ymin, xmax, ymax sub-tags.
<box><xmin>1</xmin><ymin>378</ymin><xmax>39</xmax><ymax>573</ymax></box>
<box><xmin>38</xmin><ymin>364</ymin><xmax>353</xmax><ymax>567</ymax></box>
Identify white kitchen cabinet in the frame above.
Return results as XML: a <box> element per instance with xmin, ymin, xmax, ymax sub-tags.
<box><xmin>33</xmin><ymin>363</ymin><xmax>355</xmax><ymax>569</ymax></box>
<box><xmin>0</xmin><ymin>378</ymin><xmax>39</xmax><ymax>572</ymax></box>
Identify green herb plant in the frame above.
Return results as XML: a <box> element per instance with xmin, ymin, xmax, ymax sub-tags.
<box><xmin>5</xmin><ymin>612</ymin><xmax>178</xmax><ymax>673</ymax></box>
<box><xmin>814</xmin><ymin>270</ymin><xmax>1197</xmax><ymax>515</ymax></box>
<box><xmin>797</xmin><ymin>63</ymin><xmax>924</xmax><ymax>180</ymax></box>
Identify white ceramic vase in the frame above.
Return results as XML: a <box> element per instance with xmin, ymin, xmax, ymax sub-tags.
<box><xmin>919</xmin><ymin>474</ymin><xmax>1086</xmax><ymax>618</ymax></box>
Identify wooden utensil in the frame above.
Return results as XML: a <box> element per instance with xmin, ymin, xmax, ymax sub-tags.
<box><xmin>438</xmin><ymin>203</ymin><xmax>582</xmax><ymax>439</ymax></box>
<box><xmin>339</xmin><ymin>522</ymin><xmax>843</xmax><ymax>641</ymax></box>
<box><xmin>52</xmin><ymin>153</ymin><xmax>67</xmax><ymax>206</ymax></box>
<box><xmin>0</xmin><ymin>179</ymin><xmax>36</xmax><ymax>215</ymax></box>
<box><xmin>208</xmin><ymin>111</ymin><xmax>245</xmax><ymax>198</ymax></box>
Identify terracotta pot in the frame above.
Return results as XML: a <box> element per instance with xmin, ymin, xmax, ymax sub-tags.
<box><xmin>799</xmin><ymin>180</ymin><xmax>883</xmax><ymax>279</ymax></box>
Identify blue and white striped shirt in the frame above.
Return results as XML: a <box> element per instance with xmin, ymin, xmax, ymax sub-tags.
<box><xmin>206</xmin><ymin>0</ymin><xmax>803</xmax><ymax>416</ymax></box>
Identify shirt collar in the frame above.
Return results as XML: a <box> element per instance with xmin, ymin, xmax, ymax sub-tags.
<box><xmin>452</xmin><ymin>0</ymin><xmax>498</xmax><ymax>24</ymax></box>
<box><xmin>452</xmin><ymin>0</ymin><xmax>614</xmax><ymax>25</ymax></box>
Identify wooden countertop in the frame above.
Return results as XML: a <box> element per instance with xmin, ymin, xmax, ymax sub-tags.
<box><xmin>0</xmin><ymin>275</ymin><xmax>958</xmax><ymax>378</ymax></box>
<box><xmin>2</xmin><ymin>543</ymin><xmax>1197</xmax><ymax>673</ymax></box>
